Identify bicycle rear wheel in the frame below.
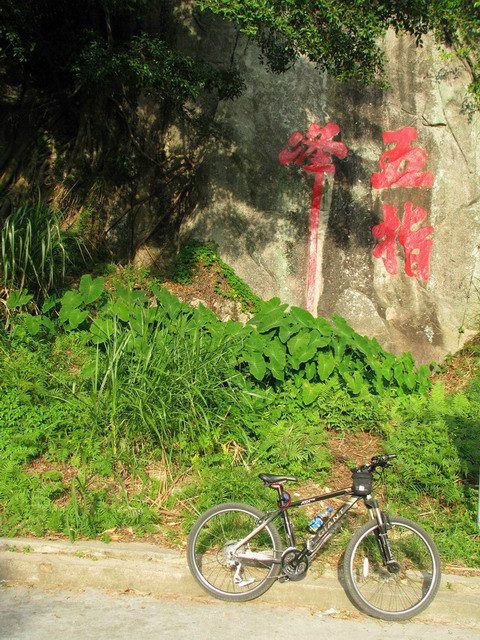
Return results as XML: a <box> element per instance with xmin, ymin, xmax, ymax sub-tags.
<box><xmin>187</xmin><ymin>502</ymin><xmax>282</xmax><ymax>602</ymax></box>
<box><xmin>343</xmin><ymin>516</ymin><xmax>441</xmax><ymax>621</ymax></box>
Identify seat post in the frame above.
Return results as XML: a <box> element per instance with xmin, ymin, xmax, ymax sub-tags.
<box><xmin>271</xmin><ymin>482</ymin><xmax>283</xmax><ymax>497</ymax></box>
<box><xmin>272</xmin><ymin>483</ymin><xmax>290</xmax><ymax>509</ymax></box>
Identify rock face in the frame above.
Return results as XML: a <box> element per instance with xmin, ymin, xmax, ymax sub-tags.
<box><xmin>175</xmin><ymin>15</ymin><xmax>479</xmax><ymax>364</ymax></box>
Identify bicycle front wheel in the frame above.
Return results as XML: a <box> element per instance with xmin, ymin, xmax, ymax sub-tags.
<box><xmin>187</xmin><ymin>502</ymin><xmax>282</xmax><ymax>602</ymax></box>
<box><xmin>343</xmin><ymin>516</ymin><xmax>441</xmax><ymax>621</ymax></box>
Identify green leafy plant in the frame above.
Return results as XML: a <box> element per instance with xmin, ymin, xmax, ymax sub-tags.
<box><xmin>6</xmin><ymin>290</ymin><xmax>33</xmax><ymax>309</ymax></box>
<box><xmin>255</xmin><ymin>415</ymin><xmax>331</xmax><ymax>481</ymax></box>
<box><xmin>0</xmin><ymin>200</ymin><xmax>87</xmax><ymax>298</ymax></box>
<box><xmin>383</xmin><ymin>383</ymin><xmax>480</xmax><ymax>504</ymax></box>
<box><xmin>239</xmin><ymin>298</ymin><xmax>431</xmax><ymax>397</ymax></box>
<box><xmin>1</xmin><ymin>271</ymin><xmax>479</xmax><ymax>569</ymax></box>
<box><xmin>6</xmin><ymin>276</ymin><xmax>429</xmax><ymax>461</ymax></box>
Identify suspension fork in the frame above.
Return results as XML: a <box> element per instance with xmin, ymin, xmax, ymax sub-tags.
<box><xmin>365</xmin><ymin>497</ymin><xmax>398</xmax><ymax>572</ymax></box>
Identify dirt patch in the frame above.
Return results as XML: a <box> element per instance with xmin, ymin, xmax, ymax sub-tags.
<box><xmin>325</xmin><ymin>430</ymin><xmax>382</xmax><ymax>490</ymax></box>
<box><xmin>434</xmin><ymin>333</ymin><xmax>480</xmax><ymax>393</ymax></box>
<box><xmin>161</xmin><ymin>264</ymin><xmax>251</xmax><ymax>322</ymax></box>
<box><xmin>162</xmin><ymin>265</ymin><xmax>226</xmax><ymax>311</ymax></box>
<box><xmin>25</xmin><ymin>456</ymin><xmax>78</xmax><ymax>485</ymax></box>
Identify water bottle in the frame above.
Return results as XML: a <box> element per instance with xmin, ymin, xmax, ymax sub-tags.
<box><xmin>308</xmin><ymin>506</ymin><xmax>333</xmax><ymax>533</ymax></box>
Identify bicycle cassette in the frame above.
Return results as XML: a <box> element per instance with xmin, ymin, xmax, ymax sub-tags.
<box><xmin>281</xmin><ymin>547</ymin><xmax>309</xmax><ymax>581</ymax></box>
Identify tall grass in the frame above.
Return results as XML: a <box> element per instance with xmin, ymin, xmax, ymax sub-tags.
<box><xmin>1</xmin><ymin>200</ymin><xmax>87</xmax><ymax>297</ymax></box>
<box><xmin>84</xmin><ymin>308</ymin><xmax>250</xmax><ymax>461</ymax></box>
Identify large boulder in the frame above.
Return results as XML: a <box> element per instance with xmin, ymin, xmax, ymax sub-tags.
<box><xmin>173</xmin><ymin>15</ymin><xmax>480</xmax><ymax>364</ymax></box>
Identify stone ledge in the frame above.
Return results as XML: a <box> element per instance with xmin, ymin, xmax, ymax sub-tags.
<box><xmin>1</xmin><ymin>537</ymin><xmax>479</xmax><ymax>624</ymax></box>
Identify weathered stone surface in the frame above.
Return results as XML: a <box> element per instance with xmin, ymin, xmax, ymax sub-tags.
<box><xmin>188</xmin><ymin>297</ymin><xmax>250</xmax><ymax>323</ymax></box>
<box><xmin>175</xmin><ymin>15</ymin><xmax>480</xmax><ymax>364</ymax></box>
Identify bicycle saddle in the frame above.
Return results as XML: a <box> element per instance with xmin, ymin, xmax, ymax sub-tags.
<box><xmin>258</xmin><ymin>473</ymin><xmax>298</xmax><ymax>485</ymax></box>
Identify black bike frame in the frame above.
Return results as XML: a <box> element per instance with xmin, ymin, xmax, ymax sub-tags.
<box><xmin>232</xmin><ymin>485</ymin><xmax>373</xmax><ymax>566</ymax></box>
<box><xmin>233</xmin><ymin>459</ymin><xmax>399</xmax><ymax>574</ymax></box>
<box><xmin>281</xmin><ymin>486</ymin><xmax>364</xmax><ymax>562</ymax></box>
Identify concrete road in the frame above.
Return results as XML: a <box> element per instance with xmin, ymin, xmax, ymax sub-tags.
<box><xmin>1</xmin><ymin>584</ymin><xmax>479</xmax><ymax>640</ymax></box>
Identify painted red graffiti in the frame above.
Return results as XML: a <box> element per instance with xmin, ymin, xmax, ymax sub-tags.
<box><xmin>372</xmin><ymin>204</ymin><xmax>401</xmax><ymax>275</ymax></box>
<box><xmin>279</xmin><ymin>122</ymin><xmax>348</xmax><ymax>312</ymax></box>
<box><xmin>398</xmin><ymin>202</ymin><xmax>434</xmax><ymax>281</ymax></box>
<box><xmin>279</xmin><ymin>122</ymin><xmax>348</xmax><ymax>170</ymax></box>
<box><xmin>371</xmin><ymin>127</ymin><xmax>434</xmax><ymax>189</ymax></box>
<box><xmin>371</xmin><ymin>127</ymin><xmax>434</xmax><ymax>280</ymax></box>
<box><xmin>372</xmin><ymin>203</ymin><xmax>434</xmax><ymax>281</ymax></box>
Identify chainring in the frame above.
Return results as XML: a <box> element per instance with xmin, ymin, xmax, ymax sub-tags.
<box><xmin>281</xmin><ymin>548</ymin><xmax>309</xmax><ymax>581</ymax></box>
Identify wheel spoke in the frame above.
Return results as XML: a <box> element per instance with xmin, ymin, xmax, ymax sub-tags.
<box><xmin>187</xmin><ymin>503</ymin><xmax>281</xmax><ymax>601</ymax></box>
<box><xmin>345</xmin><ymin>517</ymin><xmax>440</xmax><ymax>620</ymax></box>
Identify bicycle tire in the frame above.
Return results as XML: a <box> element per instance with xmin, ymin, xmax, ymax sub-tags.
<box><xmin>343</xmin><ymin>516</ymin><xmax>441</xmax><ymax>621</ymax></box>
<box><xmin>187</xmin><ymin>502</ymin><xmax>283</xmax><ymax>602</ymax></box>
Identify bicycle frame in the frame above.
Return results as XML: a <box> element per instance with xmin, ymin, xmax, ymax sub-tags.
<box><xmin>188</xmin><ymin>454</ymin><xmax>441</xmax><ymax>621</ymax></box>
<box><xmin>232</xmin><ymin>484</ymin><xmax>392</xmax><ymax>569</ymax></box>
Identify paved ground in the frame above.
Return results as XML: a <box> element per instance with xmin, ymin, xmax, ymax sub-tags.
<box><xmin>1</xmin><ymin>584</ymin><xmax>480</xmax><ymax>640</ymax></box>
<box><xmin>0</xmin><ymin>535</ymin><xmax>479</xmax><ymax>639</ymax></box>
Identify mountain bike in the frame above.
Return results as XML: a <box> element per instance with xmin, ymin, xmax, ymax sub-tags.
<box><xmin>187</xmin><ymin>454</ymin><xmax>441</xmax><ymax>621</ymax></box>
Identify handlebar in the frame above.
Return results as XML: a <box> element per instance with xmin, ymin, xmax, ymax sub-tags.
<box><xmin>353</xmin><ymin>454</ymin><xmax>397</xmax><ymax>473</ymax></box>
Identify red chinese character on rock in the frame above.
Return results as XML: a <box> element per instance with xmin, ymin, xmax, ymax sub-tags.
<box><xmin>372</xmin><ymin>202</ymin><xmax>434</xmax><ymax>281</ymax></box>
<box><xmin>372</xmin><ymin>204</ymin><xmax>401</xmax><ymax>275</ymax></box>
<box><xmin>371</xmin><ymin>127</ymin><xmax>434</xmax><ymax>189</ymax></box>
<box><xmin>279</xmin><ymin>122</ymin><xmax>348</xmax><ymax>313</ymax></box>
<box><xmin>371</xmin><ymin>127</ymin><xmax>435</xmax><ymax>280</ymax></box>
<box><xmin>279</xmin><ymin>122</ymin><xmax>348</xmax><ymax>171</ymax></box>
<box><xmin>398</xmin><ymin>202</ymin><xmax>434</xmax><ymax>281</ymax></box>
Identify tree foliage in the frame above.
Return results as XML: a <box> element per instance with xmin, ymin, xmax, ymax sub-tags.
<box><xmin>1</xmin><ymin>0</ymin><xmax>478</xmax><ymax>111</ymax></box>
<box><xmin>199</xmin><ymin>0</ymin><xmax>480</xmax><ymax>94</ymax></box>
<box><xmin>0</xmin><ymin>0</ymin><xmax>244</xmax><ymax>113</ymax></box>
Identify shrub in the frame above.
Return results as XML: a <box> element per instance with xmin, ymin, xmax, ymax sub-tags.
<box><xmin>240</xmin><ymin>383</ymin><xmax>332</xmax><ymax>480</ymax></box>
<box><xmin>382</xmin><ymin>384</ymin><xmax>479</xmax><ymax>504</ymax></box>
<box><xmin>179</xmin><ymin>465</ymin><xmax>273</xmax><ymax>532</ymax></box>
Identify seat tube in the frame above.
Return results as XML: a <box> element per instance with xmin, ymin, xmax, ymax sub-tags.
<box><xmin>272</xmin><ymin>482</ymin><xmax>296</xmax><ymax>548</ymax></box>
<box><xmin>282</xmin><ymin>509</ymin><xmax>296</xmax><ymax>547</ymax></box>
